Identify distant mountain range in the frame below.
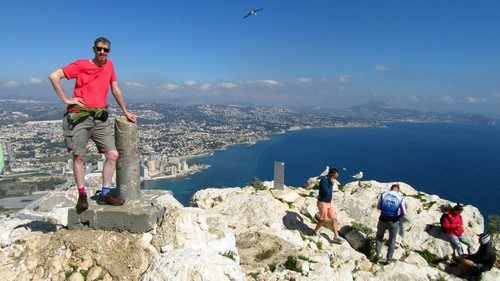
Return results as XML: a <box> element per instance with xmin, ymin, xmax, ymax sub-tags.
<box><xmin>0</xmin><ymin>99</ymin><xmax>495</xmax><ymax>125</ymax></box>
<box><xmin>304</xmin><ymin>101</ymin><xmax>495</xmax><ymax>125</ymax></box>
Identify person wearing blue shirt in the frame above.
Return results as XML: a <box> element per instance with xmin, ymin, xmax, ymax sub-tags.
<box><xmin>312</xmin><ymin>168</ymin><xmax>345</xmax><ymax>244</ymax></box>
<box><xmin>374</xmin><ymin>183</ymin><xmax>407</xmax><ymax>264</ymax></box>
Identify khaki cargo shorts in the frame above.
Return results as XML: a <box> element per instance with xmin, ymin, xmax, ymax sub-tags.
<box><xmin>62</xmin><ymin>112</ymin><xmax>116</xmax><ymax>156</ymax></box>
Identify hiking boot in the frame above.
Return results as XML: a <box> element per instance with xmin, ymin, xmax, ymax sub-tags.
<box><xmin>96</xmin><ymin>191</ymin><xmax>125</xmax><ymax>206</ymax></box>
<box><xmin>381</xmin><ymin>259</ymin><xmax>394</xmax><ymax>265</ymax></box>
<box><xmin>76</xmin><ymin>193</ymin><xmax>89</xmax><ymax>210</ymax></box>
<box><xmin>331</xmin><ymin>236</ymin><xmax>345</xmax><ymax>244</ymax></box>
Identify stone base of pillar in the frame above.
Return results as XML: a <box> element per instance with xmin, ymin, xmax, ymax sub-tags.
<box><xmin>68</xmin><ymin>190</ymin><xmax>172</xmax><ymax>233</ymax></box>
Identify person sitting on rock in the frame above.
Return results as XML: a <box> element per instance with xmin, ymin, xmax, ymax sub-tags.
<box><xmin>442</xmin><ymin>203</ymin><xmax>473</xmax><ymax>257</ymax></box>
<box><xmin>461</xmin><ymin>233</ymin><xmax>497</xmax><ymax>278</ymax></box>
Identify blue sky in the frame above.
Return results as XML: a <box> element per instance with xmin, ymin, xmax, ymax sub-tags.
<box><xmin>1</xmin><ymin>1</ymin><xmax>499</xmax><ymax>117</ymax></box>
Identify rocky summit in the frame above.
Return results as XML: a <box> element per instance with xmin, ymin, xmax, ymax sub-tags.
<box><xmin>1</xmin><ymin>178</ymin><xmax>499</xmax><ymax>281</ymax></box>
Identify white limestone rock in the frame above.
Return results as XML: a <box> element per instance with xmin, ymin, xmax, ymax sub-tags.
<box><xmin>0</xmin><ymin>217</ymin><xmax>49</xmax><ymax>247</ymax></box>
<box><xmin>270</xmin><ymin>186</ymin><xmax>301</xmax><ymax>203</ymax></box>
<box><xmin>1</xmin><ymin>177</ymin><xmax>498</xmax><ymax>281</ymax></box>
<box><xmin>140</xmin><ymin>249</ymin><xmax>246</xmax><ymax>281</ymax></box>
<box><xmin>174</xmin><ymin>207</ymin><xmax>240</xmax><ymax>263</ymax></box>
<box><xmin>190</xmin><ymin>187</ymin><xmax>245</xmax><ymax>209</ymax></box>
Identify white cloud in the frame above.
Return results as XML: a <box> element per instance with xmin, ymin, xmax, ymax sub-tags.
<box><xmin>255</xmin><ymin>79</ymin><xmax>280</xmax><ymax>86</ymax></box>
<box><xmin>124</xmin><ymin>81</ymin><xmax>146</xmax><ymax>88</ymax></box>
<box><xmin>27</xmin><ymin>77</ymin><xmax>43</xmax><ymax>84</ymax></box>
<box><xmin>296</xmin><ymin>77</ymin><xmax>312</xmax><ymax>83</ymax></box>
<box><xmin>219</xmin><ymin>82</ymin><xmax>238</xmax><ymax>89</ymax></box>
<box><xmin>200</xmin><ymin>83</ymin><xmax>212</xmax><ymax>91</ymax></box>
<box><xmin>158</xmin><ymin>83</ymin><xmax>179</xmax><ymax>91</ymax></box>
<box><xmin>2</xmin><ymin>80</ymin><xmax>19</xmax><ymax>88</ymax></box>
<box><xmin>442</xmin><ymin>96</ymin><xmax>454</xmax><ymax>103</ymax></box>
<box><xmin>184</xmin><ymin>80</ymin><xmax>197</xmax><ymax>86</ymax></box>
<box><xmin>339</xmin><ymin>75</ymin><xmax>351</xmax><ymax>83</ymax></box>
<box><xmin>466</xmin><ymin>97</ymin><xmax>487</xmax><ymax>103</ymax></box>
<box><xmin>374</xmin><ymin>64</ymin><xmax>389</xmax><ymax>71</ymax></box>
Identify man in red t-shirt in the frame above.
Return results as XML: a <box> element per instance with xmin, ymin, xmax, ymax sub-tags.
<box><xmin>48</xmin><ymin>37</ymin><xmax>136</xmax><ymax>211</ymax></box>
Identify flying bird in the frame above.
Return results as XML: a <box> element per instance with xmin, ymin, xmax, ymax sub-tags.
<box><xmin>342</xmin><ymin>167</ymin><xmax>347</xmax><ymax>171</ymax></box>
<box><xmin>244</xmin><ymin>8</ymin><xmax>263</xmax><ymax>18</ymax></box>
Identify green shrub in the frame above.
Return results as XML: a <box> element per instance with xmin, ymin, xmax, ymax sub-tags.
<box><xmin>65</xmin><ymin>264</ymin><xmax>78</xmax><ymax>279</ymax></box>
<box><xmin>299</xmin><ymin>191</ymin><xmax>316</xmax><ymax>198</ymax></box>
<box><xmin>249</xmin><ymin>176</ymin><xmax>265</xmax><ymax>191</ymax></box>
<box><xmin>417</xmin><ymin>249</ymin><xmax>446</xmax><ymax>267</ymax></box>
<box><xmin>268</xmin><ymin>262</ymin><xmax>277</xmax><ymax>272</ymax></box>
<box><xmin>408</xmin><ymin>192</ymin><xmax>427</xmax><ymax>202</ymax></box>
<box><xmin>317</xmin><ymin>240</ymin><xmax>323</xmax><ymax>250</ymax></box>
<box><xmin>249</xmin><ymin>272</ymin><xmax>260</xmax><ymax>279</ymax></box>
<box><xmin>358</xmin><ymin>237</ymin><xmax>376</xmax><ymax>259</ymax></box>
<box><xmin>351</xmin><ymin>222</ymin><xmax>373</xmax><ymax>236</ymax></box>
<box><xmin>299</xmin><ymin>230</ymin><xmax>306</xmax><ymax>241</ymax></box>
<box><xmin>439</xmin><ymin>204</ymin><xmax>452</xmax><ymax>213</ymax></box>
<box><xmin>277</xmin><ymin>198</ymin><xmax>293</xmax><ymax>208</ymax></box>
<box><xmin>220</xmin><ymin>250</ymin><xmax>236</xmax><ymax>261</ymax></box>
<box><xmin>488</xmin><ymin>214</ymin><xmax>500</xmax><ymax>234</ymax></box>
<box><xmin>298</xmin><ymin>255</ymin><xmax>317</xmax><ymax>263</ymax></box>
<box><xmin>284</xmin><ymin>256</ymin><xmax>302</xmax><ymax>273</ymax></box>
<box><xmin>79</xmin><ymin>269</ymin><xmax>89</xmax><ymax>280</ymax></box>
<box><xmin>422</xmin><ymin>201</ymin><xmax>436</xmax><ymax>210</ymax></box>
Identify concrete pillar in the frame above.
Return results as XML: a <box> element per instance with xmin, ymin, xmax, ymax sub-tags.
<box><xmin>115</xmin><ymin>116</ymin><xmax>140</xmax><ymax>199</ymax></box>
<box><xmin>273</xmin><ymin>161</ymin><xmax>285</xmax><ymax>190</ymax></box>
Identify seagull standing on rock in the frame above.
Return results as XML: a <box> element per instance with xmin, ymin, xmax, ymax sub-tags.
<box><xmin>318</xmin><ymin>166</ymin><xmax>329</xmax><ymax>178</ymax></box>
<box><xmin>352</xmin><ymin>171</ymin><xmax>363</xmax><ymax>186</ymax></box>
<box><xmin>244</xmin><ymin>8</ymin><xmax>263</xmax><ymax>18</ymax></box>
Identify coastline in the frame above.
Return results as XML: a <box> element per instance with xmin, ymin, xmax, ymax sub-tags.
<box><xmin>141</xmin><ymin>124</ymin><xmax>384</xmax><ymax>182</ymax></box>
<box><xmin>141</xmin><ymin>163</ymin><xmax>210</xmax><ymax>182</ymax></box>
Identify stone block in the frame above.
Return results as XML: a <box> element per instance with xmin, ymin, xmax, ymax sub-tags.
<box><xmin>67</xmin><ymin>190</ymin><xmax>171</xmax><ymax>233</ymax></box>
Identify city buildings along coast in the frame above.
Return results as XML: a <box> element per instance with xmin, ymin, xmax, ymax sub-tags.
<box><xmin>0</xmin><ymin>100</ymin><xmax>494</xmax><ymax>200</ymax></box>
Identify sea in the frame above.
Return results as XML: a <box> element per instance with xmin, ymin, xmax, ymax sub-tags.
<box><xmin>141</xmin><ymin>122</ymin><xmax>500</xmax><ymax>222</ymax></box>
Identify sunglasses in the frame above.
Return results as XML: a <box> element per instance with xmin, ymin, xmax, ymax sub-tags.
<box><xmin>94</xmin><ymin>46</ymin><xmax>110</xmax><ymax>53</ymax></box>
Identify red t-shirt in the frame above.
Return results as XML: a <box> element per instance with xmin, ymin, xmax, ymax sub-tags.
<box><xmin>443</xmin><ymin>209</ymin><xmax>465</xmax><ymax>236</ymax></box>
<box><xmin>62</xmin><ymin>59</ymin><xmax>117</xmax><ymax>111</ymax></box>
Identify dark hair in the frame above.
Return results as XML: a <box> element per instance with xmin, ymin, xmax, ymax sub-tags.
<box><xmin>453</xmin><ymin>203</ymin><xmax>464</xmax><ymax>212</ymax></box>
<box><xmin>327</xmin><ymin>168</ymin><xmax>339</xmax><ymax>176</ymax></box>
<box><xmin>390</xmin><ymin>184</ymin><xmax>400</xmax><ymax>190</ymax></box>
<box><xmin>94</xmin><ymin>37</ymin><xmax>111</xmax><ymax>48</ymax></box>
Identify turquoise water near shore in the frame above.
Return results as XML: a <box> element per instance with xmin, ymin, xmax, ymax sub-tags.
<box><xmin>141</xmin><ymin>122</ymin><xmax>500</xmax><ymax>220</ymax></box>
